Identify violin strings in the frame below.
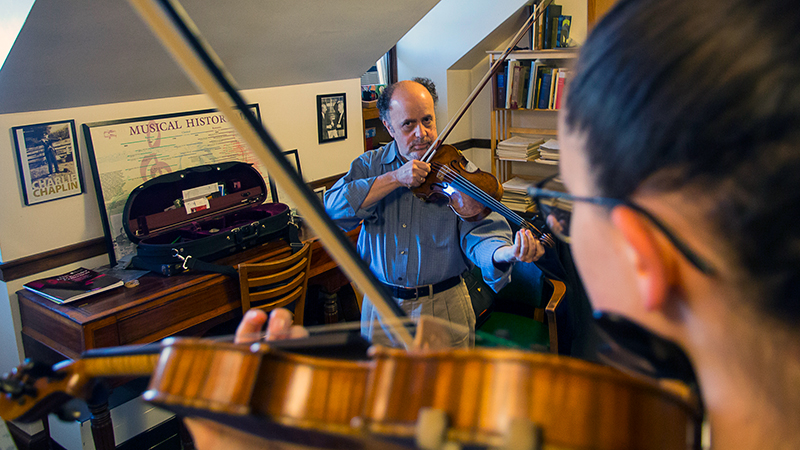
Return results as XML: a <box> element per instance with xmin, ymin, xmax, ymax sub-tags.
<box><xmin>432</xmin><ymin>164</ymin><xmax>552</xmax><ymax>244</ymax></box>
<box><xmin>433</xmin><ymin>164</ymin><xmax>527</xmax><ymax>227</ymax></box>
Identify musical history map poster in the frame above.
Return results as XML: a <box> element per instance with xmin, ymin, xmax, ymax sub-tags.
<box><xmin>83</xmin><ymin>105</ymin><xmax>276</xmax><ymax>266</ymax></box>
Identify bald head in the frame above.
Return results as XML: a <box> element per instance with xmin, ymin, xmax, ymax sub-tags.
<box><xmin>377</xmin><ymin>77</ymin><xmax>438</xmax><ymax>124</ymax></box>
<box><xmin>378</xmin><ymin>79</ymin><xmax>438</xmax><ymax>160</ymax></box>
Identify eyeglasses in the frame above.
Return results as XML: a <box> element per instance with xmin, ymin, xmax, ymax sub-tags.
<box><xmin>527</xmin><ymin>175</ymin><xmax>717</xmax><ymax>276</ymax></box>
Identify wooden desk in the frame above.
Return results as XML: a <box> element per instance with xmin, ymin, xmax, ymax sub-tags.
<box><xmin>15</xmin><ymin>227</ymin><xmax>359</xmax><ymax>450</ymax></box>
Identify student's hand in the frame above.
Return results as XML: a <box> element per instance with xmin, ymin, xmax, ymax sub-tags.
<box><xmin>234</xmin><ymin>308</ymin><xmax>309</xmax><ymax>344</ymax></box>
<box><xmin>493</xmin><ymin>229</ymin><xmax>545</xmax><ymax>264</ymax></box>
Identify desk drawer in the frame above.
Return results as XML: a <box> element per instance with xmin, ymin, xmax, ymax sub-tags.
<box><xmin>115</xmin><ymin>277</ymin><xmax>240</xmax><ymax>345</ymax></box>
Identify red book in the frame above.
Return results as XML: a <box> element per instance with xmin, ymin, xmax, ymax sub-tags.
<box><xmin>554</xmin><ymin>69</ymin><xmax>568</xmax><ymax>110</ymax></box>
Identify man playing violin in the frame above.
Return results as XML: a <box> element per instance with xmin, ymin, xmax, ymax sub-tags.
<box><xmin>324</xmin><ymin>77</ymin><xmax>545</xmax><ymax>348</ymax></box>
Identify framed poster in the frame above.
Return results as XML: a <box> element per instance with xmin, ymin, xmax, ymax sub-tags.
<box><xmin>83</xmin><ymin>105</ymin><xmax>277</xmax><ymax>266</ymax></box>
<box><xmin>12</xmin><ymin>120</ymin><xmax>83</xmax><ymax>205</ymax></box>
<box><xmin>317</xmin><ymin>93</ymin><xmax>347</xmax><ymax>143</ymax></box>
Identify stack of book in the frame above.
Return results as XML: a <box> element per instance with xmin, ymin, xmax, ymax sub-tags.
<box><xmin>536</xmin><ymin>139</ymin><xmax>560</xmax><ymax>165</ymax></box>
<box><xmin>496</xmin><ymin>136</ymin><xmax>546</xmax><ymax>161</ymax></box>
<box><xmin>24</xmin><ymin>267</ymin><xmax>123</xmax><ymax>304</ymax></box>
<box><xmin>501</xmin><ymin>177</ymin><xmax>536</xmax><ymax>212</ymax></box>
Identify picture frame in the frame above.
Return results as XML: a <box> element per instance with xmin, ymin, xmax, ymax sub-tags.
<box><xmin>272</xmin><ymin>149</ymin><xmax>302</xmax><ymax>204</ymax></box>
<box><xmin>12</xmin><ymin>120</ymin><xmax>83</xmax><ymax>206</ymax></box>
<box><xmin>317</xmin><ymin>93</ymin><xmax>347</xmax><ymax>143</ymax></box>
<box><xmin>313</xmin><ymin>186</ymin><xmax>327</xmax><ymax>204</ymax></box>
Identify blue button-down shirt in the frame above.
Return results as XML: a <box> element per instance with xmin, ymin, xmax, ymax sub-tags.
<box><xmin>324</xmin><ymin>141</ymin><xmax>514</xmax><ymax>292</ymax></box>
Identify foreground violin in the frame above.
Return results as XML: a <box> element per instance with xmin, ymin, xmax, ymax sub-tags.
<box><xmin>0</xmin><ymin>336</ymin><xmax>702</xmax><ymax>449</ymax></box>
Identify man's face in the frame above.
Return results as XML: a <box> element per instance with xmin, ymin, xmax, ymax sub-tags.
<box><xmin>383</xmin><ymin>82</ymin><xmax>437</xmax><ymax>161</ymax></box>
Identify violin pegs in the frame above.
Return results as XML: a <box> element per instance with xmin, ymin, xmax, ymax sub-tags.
<box><xmin>19</xmin><ymin>359</ymin><xmax>59</xmax><ymax>379</ymax></box>
<box><xmin>0</xmin><ymin>377</ymin><xmax>25</xmax><ymax>398</ymax></box>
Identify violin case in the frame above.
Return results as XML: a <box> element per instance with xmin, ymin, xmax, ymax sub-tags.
<box><xmin>123</xmin><ymin>162</ymin><xmax>298</xmax><ymax>276</ymax></box>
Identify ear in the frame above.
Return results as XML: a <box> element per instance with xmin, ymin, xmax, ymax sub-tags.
<box><xmin>382</xmin><ymin>120</ymin><xmax>395</xmax><ymax>140</ymax></box>
<box><xmin>610</xmin><ymin>206</ymin><xmax>675</xmax><ymax>312</ymax></box>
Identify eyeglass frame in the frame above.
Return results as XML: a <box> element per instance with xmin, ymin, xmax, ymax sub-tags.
<box><xmin>527</xmin><ymin>175</ymin><xmax>717</xmax><ymax>276</ymax></box>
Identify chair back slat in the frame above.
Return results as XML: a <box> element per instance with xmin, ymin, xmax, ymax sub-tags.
<box><xmin>238</xmin><ymin>243</ymin><xmax>312</xmax><ymax>325</ymax></box>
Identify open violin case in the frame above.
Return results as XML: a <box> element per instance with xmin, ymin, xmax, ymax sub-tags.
<box><xmin>123</xmin><ymin>162</ymin><xmax>298</xmax><ymax>276</ymax></box>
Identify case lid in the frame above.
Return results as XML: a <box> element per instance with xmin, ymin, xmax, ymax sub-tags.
<box><xmin>122</xmin><ymin>162</ymin><xmax>268</xmax><ymax>242</ymax></box>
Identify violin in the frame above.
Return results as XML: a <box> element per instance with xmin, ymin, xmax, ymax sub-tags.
<box><xmin>0</xmin><ymin>336</ymin><xmax>703</xmax><ymax>450</ymax></box>
<box><xmin>413</xmin><ymin>143</ymin><xmax>555</xmax><ymax>247</ymax></box>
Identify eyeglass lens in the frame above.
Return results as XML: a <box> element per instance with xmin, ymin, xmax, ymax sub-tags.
<box><xmin>535</xmin><ymin>177</ymin><xmax>573</xmax><ymax>243</ymax></box>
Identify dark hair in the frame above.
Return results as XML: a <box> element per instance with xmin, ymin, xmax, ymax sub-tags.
<box><xmin>565</xmin><ymin>0</ymin><xmax>800</xmax><ymax>320</ymax></box>
<box><xmin>377</xmin><ymin>77</ymin><xmax>438</xmax><ymax>124</ymax></box>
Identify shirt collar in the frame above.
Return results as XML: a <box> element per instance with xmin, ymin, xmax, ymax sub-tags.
<box><xmin>381</xmin><ymin>140</ymin><xmax>403</xmax><ymax>165</ymax></box>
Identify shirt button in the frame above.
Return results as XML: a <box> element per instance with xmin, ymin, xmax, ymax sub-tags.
<box><xmin>402</xmin><ymin>224</ymin><xmax>407</xmax><ymax>228</ymax></box>
<box><xmin>400</xmin><ymin>250</ymin><xmax>406</xmax><ymax>255</ymax></box>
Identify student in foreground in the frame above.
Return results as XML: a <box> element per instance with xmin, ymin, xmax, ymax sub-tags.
<box><xmin>186</xmin><ymin>0</ymin><xmax>800</xmax><ymax>447</ymax></box>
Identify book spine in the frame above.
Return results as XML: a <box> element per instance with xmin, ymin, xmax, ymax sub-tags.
<box><xmin>554</xmin><ymin>70</ymin><xmax>567</xmax><ymax>109</ymax></box>
<box><xmin>526</xmin><ymin>61</ymin><xmax>538</xmax><ymax>109</ymax></box>
<box><xmin>509</xmin><ymin>63</ymin><xmax>522</xmax><ymax>109</ymax></box>
<box><xmin>496</xmin><ymin>62</ymin><xmax>507</xmax><ymax>109</ymax></box>
<box><xmin>537</xmin><ymin>71</ymin><xmax>552</xmax><ymax>110</ymax></box>
<box><xmin>543</xmin><ymin>5</ymin><xmax>562</xmax><ymax>49</ymax></box>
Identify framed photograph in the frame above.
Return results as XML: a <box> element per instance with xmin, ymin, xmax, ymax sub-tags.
<box><xmin>12</xmin><ymin>120</ymin><xmax>83</xmax><ymax>206</ymax></box>
<box><xmin>317</xmin><ymin>93</ymin><xmax>347</xmax><ymax>143</ymax></box>
<box><xmin>273</xmin><ymin>149</ymin><xmax>302</xmax><ymax>204</ymax></box>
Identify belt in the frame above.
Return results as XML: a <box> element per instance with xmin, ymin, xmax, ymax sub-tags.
<box><xmin>381</xmin><ymin>275</ymin><xmax>462</xmax><ymax>300</ymax></box>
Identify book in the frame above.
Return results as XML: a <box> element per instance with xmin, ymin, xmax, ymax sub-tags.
<box><xmin>542</xmin><ymin>4</ymin><xmax>562</xmax><ymax>49</ymax></box>
<box><xmin>557</xmin><ymin>15</ymin><xmax>572</xmax><ymax>48</ymax></box>
<box><xmin>496</xmin><ymin>62</ymin><xmax>507</xmax><ymax>108</ymax></box>
<box><xmin>554</xmin><ymin>69</ymin><xmax>568</xmax><ymax>109</ymax></box>
<box><xmin>24</xmin><ymin>267</ymin><xmax>123</xmax><ymax>304</ymax></box>
<box><xmin>506</xmin><ymin>60</ymin><xmax>521</xmax><ymax>108</ymax></box>
<box><xmin>526</xmin><ymin>60</ymin><xmax>544</xmax><ymax>109</ymax></box>
<box><xmin>549</xmin><ymin>68</ymin><xmax>559</xmax><ymax>109</ymax></box>
<box><xmin>496</xmin><ymin>135</ymin><xmax>546</xmax><ymax>161</ymax></box>
<box><xmin>516</xmin><ymin>65</ymin><xmax>530</xmax><ymax>109</ymax></box>
<box><xmin>537</xmin><ymin>70</ymin><xmax>553</xmax><ymax>110</ymax></box>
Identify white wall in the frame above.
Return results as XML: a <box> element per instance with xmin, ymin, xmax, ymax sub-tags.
<box><xmin>0</xmin><ymin>78</ymin><xmax>363</xmax><ymax>368</ymax></box>
<box><xmin>396</xmin><ymin>0</ymin><xmax>530</xmax><ymax>141</ymax></box>
<box><xmin>398</xmin><ymin>0</ymin><xmax>587</xmax><ymax>146</ymax></box>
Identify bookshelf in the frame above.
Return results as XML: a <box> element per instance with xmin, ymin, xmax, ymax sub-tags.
<box><xmin>489</xmin><ymin>48</ymin><xmax>578</xmax><ymax>188</ymax></box>
<box><xmin>362</xmin><ymin>103</ymin><xmax>392</xmax><ymax>152</ymax></box>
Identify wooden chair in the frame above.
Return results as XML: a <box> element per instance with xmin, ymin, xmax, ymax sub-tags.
<box><xmin>467</xmin><ymin>262</ymin><xmax>568</xmax><ymax>354</ymax></box>
<box><xmin>237</xmin><ymin>242</ymin><xmax>312</xmax><ymax>325</ymax></box>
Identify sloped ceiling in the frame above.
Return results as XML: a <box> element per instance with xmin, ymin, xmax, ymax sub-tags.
<box><xmin>0</xmin><ymin>0</ymin><xmax>439</xmax><ymax>114</ymax></box>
